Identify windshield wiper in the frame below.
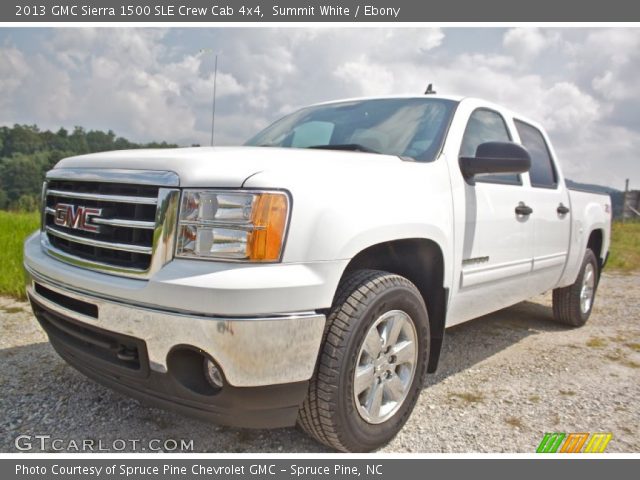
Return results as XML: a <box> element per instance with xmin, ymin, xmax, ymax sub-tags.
<box><xmin>307</xmin><ymin>144</ymin><xmax>381</xmax><ymax>154</ymax></box>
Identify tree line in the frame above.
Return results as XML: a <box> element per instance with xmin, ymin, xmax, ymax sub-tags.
<box><xmin>0</xmin><ymin>125</ymin><xmax>177</xmax><ymax>211</ymax></box>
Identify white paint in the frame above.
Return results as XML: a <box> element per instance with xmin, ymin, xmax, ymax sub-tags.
<box><xmin>26</xmin><ymin>96</ymin><xmax>612</xmax><ymax>352</ymax></box>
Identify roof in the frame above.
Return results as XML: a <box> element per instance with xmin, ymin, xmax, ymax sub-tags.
<box><xmin>308</xmin><ymin>94</ymin><xmax>466</xmax><ymax>107</ymax></box>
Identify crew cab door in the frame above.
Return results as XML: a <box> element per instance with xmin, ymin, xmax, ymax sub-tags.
<box><xmin>447</xmin><ymin>107</ymin><xmax>535</xmax><ymax>324</ymax></box>
<box><xmin>513</xmin><ymin>119</ymin><xmax>571</xmax><ymax>289</ymax></box>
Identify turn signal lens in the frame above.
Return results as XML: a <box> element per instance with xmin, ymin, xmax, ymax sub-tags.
<box><xmin>247</xmin><ymin>193</ymin><xmax>288</xmax><ymax>261</ymax></box>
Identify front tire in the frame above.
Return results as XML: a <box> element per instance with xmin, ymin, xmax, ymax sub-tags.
<box><xmin>552</xmin><ymin>249</ymin><xmax>599</xmax><ymax>327</ymax></box>
<box><xmin>298</xmin><ymin>269</ymin><xmax>429</xmax><ymax>452</ymax></box>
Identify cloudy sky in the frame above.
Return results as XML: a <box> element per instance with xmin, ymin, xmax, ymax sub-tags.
<box><xmin>0</xmin><ymin>27</ymin><xmax>638</xmax><ymax>189</ymax></box>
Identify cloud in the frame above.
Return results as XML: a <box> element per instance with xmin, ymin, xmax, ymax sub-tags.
<box><xmin>0</xmin><ymin>27</ymin><xmax>637</xmax><ymax>188</ymax></box>
<box><xmin>334</xmin><ymin>57</ymin><xmax>396</xmax><ymax>96</ymax></box>
<box><xmin>569</xmin><ymin>29</ymin><xmax>640</xmax><ymax>133</ymax></box>
<box><xmin>503</xmin><ymin>28</ymin><xmax>558</xmax><ymax>59</ymax></box>
<box><xmin>536</xmin><ymin>82</ymin><xmax>601</xmax><ymax>136</ymax></box>
<box><xmin>0</xmin><ymin>45</ymin><xmax>29</xmax><ymax>110</ymax></box>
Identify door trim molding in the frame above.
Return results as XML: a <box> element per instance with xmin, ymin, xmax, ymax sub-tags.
<box><xmin>461</xmin><ymin>258</ymin><xmax>532</xmax><ymax>288</ymax></box>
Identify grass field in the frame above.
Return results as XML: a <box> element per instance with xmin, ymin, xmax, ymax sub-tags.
<box><xmin>0</xmin><ymin>211</ymin><xmax>39</xmax><ymax>299</ymax></box>
<box><xmin>607</xmin><ymin>221</ymin><xmax>640</xmax><ymax>272</ymax></box>
<box><xmin>0</xmin><ymin>212</ymin><xmax>638</xmax><ymax>300</ymax></box>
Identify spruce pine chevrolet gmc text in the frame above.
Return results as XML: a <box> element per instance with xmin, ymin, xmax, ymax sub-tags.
<box><xmin>24</xmin><ymin>95</ymin><xmax>611</xmax><ymax>451</ymax></box>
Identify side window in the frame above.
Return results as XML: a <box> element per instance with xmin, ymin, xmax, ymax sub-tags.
<box><xmin>514</xmin><ymin>120</ymin><xmax>557</xmax><ymax>188</ymax></box>
<box><xmin>460</xmin><ymin>109</ymin><xmax>520</xmax><ymax>185</ymax></box>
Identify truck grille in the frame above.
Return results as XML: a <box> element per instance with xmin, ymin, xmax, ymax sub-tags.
<box><xmin>42</xmin><ymin>169</ymin><xmax>180</xmax><ymax>278</ymax></box>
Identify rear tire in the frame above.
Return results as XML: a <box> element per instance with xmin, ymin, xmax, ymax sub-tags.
<box><xmin>298</xmin><ymin>269</ymin><xmax>429</xmax><ymax>452</ymax></box>
<box><xmin>552</xmin><ymin>249</ymin><xmax>599</xmax><ymax>327</ymax></box>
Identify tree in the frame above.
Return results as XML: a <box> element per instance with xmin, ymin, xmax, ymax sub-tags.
<box><xmin>114</xmin><ymin>136</ymin><xmax>136</xmax><ymax>150</ymax></box>
<box><xmin>4</xmin><ymin>124</ymin><xmax>43</xmax><ymax>155</ymax></box>
<box><xmin>67</xmin><ymin>126</ymin><xmax>89</xmax><ymax>154</ymax></box>
<box><xmin>0</xmin><ymin>154</ymin><xmax>43</xmax><ymax>204</ymax></box>
<box><xmin>86</xmin><ymin>129</ymin><xmax>116</xmax><ymax>152</ymax></box>
<box><xmin>0</xmin><ymin>124</ymin><xmax>178</xmax><ymax>211</ymax></box>
<box><xmin>14</xmin><ymin>194</ymin><xmax>39</xmax><ymax>212</ymax></box>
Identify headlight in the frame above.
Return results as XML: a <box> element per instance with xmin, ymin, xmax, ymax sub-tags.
<box><xmin>176</xmin><ymin>190</ymin><xmax>289</xmax><ymax>262</ymax></box>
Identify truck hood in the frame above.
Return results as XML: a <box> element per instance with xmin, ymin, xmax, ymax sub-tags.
<box><xmin>54</xmin><ymin>146</ymin><xmax>401</xmax><ymax>187</ymax></box>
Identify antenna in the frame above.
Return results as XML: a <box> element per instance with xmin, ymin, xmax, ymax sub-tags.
<box><xmin>199</xmin><ymin>49</ymin><xmax>218</xmax><ymax>146</ymax></box>
<box><xmin>210</xmin><ymin>54</ymin><xmax>218</xmax><ymax>146</ymax></box>
<box><xmin>424</xmin><ymin>83</ymin><xmax>436</xmax><ymax>95</ymax></box>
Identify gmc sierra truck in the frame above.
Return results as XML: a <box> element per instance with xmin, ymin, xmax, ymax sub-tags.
<box><xmin>24</xmin><ymin>95</ymin><xmax>611</xmax><ymax>452</ymax></box>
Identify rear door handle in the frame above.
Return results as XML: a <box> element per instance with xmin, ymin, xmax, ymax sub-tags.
<box><xmin>515</xmin><ymin>203</ymin><xmax>533</xmax><ymax>216</ymax></box>
<box><xmin>557</xmin><ymin>203</ymin><xmax>570</xmax><ymax>215</ymax></box>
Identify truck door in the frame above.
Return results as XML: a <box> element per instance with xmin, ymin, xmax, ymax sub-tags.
<box><xmin>447</xmin><ymin>108</ymin><xmax>536</xmax><ymax>324</ymax></box>
<box><xmin>513</xmin><ymin>120</ymin><xmax>571</xmax><ymax>290</ymax></box>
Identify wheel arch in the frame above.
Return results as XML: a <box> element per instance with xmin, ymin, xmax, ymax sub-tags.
<box><xmin>337</xmin><ymin>238</ymin><xmax>448</xmax><ymax>374</ymax></box>
<box><xmin>587</xmin><ymin>229</ymin><xmax>604</xmax><ymax>263</ymax></box>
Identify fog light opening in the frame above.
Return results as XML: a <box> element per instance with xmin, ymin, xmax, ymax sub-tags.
<box><xmin>167</xmin><ymin>347</ymin><xmax>222</xmax><ymax>396</ymax></box>
<box><xmin>204</xmin><ymin>358</ymin><xmax>225</xmax><ymax>389</ymax></box>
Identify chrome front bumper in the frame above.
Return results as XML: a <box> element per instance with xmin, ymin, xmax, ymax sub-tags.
<box><xmin>25</xmin><ymin>268</ymin><xmax>326</xmax><ymax>388</ymax></box>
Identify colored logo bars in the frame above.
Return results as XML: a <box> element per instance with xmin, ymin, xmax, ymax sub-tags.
<box><xmin>536</xmin><ymin>432</ymin><xmax>612</xmax><ymax>453</ymax></box>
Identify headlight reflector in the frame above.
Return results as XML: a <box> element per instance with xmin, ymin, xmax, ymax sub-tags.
<box><xmin>180</xmin><ymin>191</ymin><xmax>255</xmax><ymax>223</ymax></box>
<box><xmin>176</xmin><ymin>190</ymin><xmax>289</xmax><ymax>262</ymax></box>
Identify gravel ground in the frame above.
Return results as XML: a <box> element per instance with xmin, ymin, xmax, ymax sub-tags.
<box><xmin>1</xmin><ymin>273</ymin><xmax>638</xmax><ymax>453</ymax></box>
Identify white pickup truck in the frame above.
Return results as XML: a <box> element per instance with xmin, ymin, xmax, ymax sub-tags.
<box><xmin>24</xmin><ymin>95</ymin><xmax>611</xmax><ymax>452</ymax></box>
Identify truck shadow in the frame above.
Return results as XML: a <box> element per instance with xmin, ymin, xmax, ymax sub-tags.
<box><xmin>425</xmin><ymin>299</ymin><xmax>570</xmax><ymax>387</ymax></box>
<box><xmin>1</xmin><ymin>299</ymin><xmax>569</xmax><ymax>453</ymax></box>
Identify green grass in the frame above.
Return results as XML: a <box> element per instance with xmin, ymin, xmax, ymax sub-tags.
<box><xmin>504</xmin><ymin>416</ymin><xmax>525</xmax><ymax>428</ymax></box>
<box><xmin>607</xmin><ymin>222</ymin><xmax>640</xmax><ymax>272</ymax></box>
<box><xmin>625</xmin><ymin>342</ymin><xmax>640</xmax><ymax>352</ymax></box>
<box><xmin>0</xmin><ymin>211</ymin><xmax>39</xmax><ymax>299</ymax></box>
<box><xmin>586</xmin><ymin>337</ymin><xmax>608</xmax><ymax>348</ymax></box>
<box><xmin>448</xmin><ymin>391</ymin><xmax>485</xmax><ymax>403</ymax></box>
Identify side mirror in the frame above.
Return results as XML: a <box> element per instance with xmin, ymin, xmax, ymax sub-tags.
<box><xmin>459</xmin><ymin>141</ymin><xmax>531</xmax><ymax>183</ymax></box>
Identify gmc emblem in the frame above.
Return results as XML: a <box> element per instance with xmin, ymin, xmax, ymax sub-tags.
<box><xmin>53</xmin><ymin>203</ymin><xmax>102</xmax><ymax>233</ymax></box>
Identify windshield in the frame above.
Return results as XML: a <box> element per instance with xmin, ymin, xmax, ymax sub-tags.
<box><xmin>245</xmin><ymin>98</ymin><xmax>457</xmax><ymax>161</ymax></box>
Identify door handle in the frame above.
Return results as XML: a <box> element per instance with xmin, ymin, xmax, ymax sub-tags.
<box><xmin>557</xmin><ymin>203</ymin><xmax>570</xmax><ymax>215</ymax></box>
<box><xmin>515</xmin><ymin>203</ymin><xmax>533</xmax><ymax>216</ymax></box>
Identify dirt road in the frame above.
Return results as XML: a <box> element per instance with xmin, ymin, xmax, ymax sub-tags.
<box><xmin>1</xmin><ymin>273</ymin><xmax>638</xmax><ymax>452</ymax></box>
